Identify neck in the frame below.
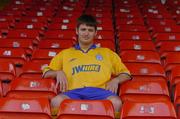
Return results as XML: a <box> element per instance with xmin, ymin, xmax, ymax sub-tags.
<box><xmin>79</xmin><ymin>42</ymin><xmax>93</xmax><ymax>51</ymax></box>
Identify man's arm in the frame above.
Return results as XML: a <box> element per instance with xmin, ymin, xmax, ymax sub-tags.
<box><xmin>43</xmin><ymin>70</ymin><xmax>68</xmax><ymax>92</ymax></box>
<box><xmin>105</xmin><ymin>73</ymin><xmax>132</xmax><ymax>94</ymax></box>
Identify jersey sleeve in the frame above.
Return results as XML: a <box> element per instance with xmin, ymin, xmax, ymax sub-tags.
<box><xmin>109</xmin><ymin>49</ymin><xmax>130</xmax><ymax>76</ymax></box>
<box><xmin>42</xmin><ymin>51</ymin><xmax>63</xmax><ymax>74</ymax></box>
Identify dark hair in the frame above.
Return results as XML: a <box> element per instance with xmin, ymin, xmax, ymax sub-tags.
<box><xmin>76</xmin><ymin>14</ymin><xmax>97</xmax><ymax>30</ymax></box>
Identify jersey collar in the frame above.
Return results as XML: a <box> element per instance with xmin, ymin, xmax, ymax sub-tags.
<box><xmin>74</xmin><ymin>43</ymin><xmax>97</xmax><ymax>53</ymax></box>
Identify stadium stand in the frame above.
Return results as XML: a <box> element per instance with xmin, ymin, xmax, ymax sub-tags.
<box><xmin>0</xmin><ymin>0</ymin><xmax>180</xmax><ymax>118</ymax></box>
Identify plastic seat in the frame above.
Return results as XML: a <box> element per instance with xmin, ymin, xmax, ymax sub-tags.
<box><xmin>0</xmin><ymin>48</ymin><xmax>28</xmax><ymax>66</ymax></box>
<box><xmin>156</xmin><ymin>41</ymin><xmax>180</xmax><ymax>54</ymax></box>
<box><xmin>31</xmin><ymin>49</ymin><xmax>61</xmax><ymax>62</ymax></box>
<box><xmin>153</xmin><ymin>33</ymin><xmax>180</xmax><ymax>43</ymax></box>
<box><xmin>19</xmin><ymin>61</ymin><xmax>49</xmax><ymax>78</ymax></box>
<box><xmin>125</xmin><ymin>63</ymin><xmax>167</xmax><ymax>81</ymax></box>
<box><xmin>44</xmin><ymin>30</ymin><xmax>76</xmax><ymax>39</ymax></box>
<box><xmin>95</xmin><ymin>31</ymin><xmax>114</xmax><ymax>41</ymax></box>
<box><xmin>48</xmin><ymin>23</ymin><xmax>76</xmax><ymax>30</ymax></box>
<box><xmin>119</xmin><ymin>80</ymin><xmax>169</xmax><ymax>102</ymax></box>
<box><xmin>0</xmin><ymin>97</ymin><xmax>51</xmax><ymax>119</ymax></box>
<box><xmin>120</xmin><ymin>101</ymin><xmax>177</xmax><ymax>119</ymax></box>
<box><xmin>0</xmin><ymin>60</ymin><xmax>16</xmax><ymax>96</ymax></box>
<box><xmin>167</xmin><ymin>66</ymin><xmax>180</xmax><ymax>87</ymax></box>
<box><xmin>161</xmin><ymin>52</ymin><xmax>180</xmax><ymax>71</ymax></box>
<box><xmin>57</xmin><ymin>99</ymin><xmax>115</xmax><ymax>119</ymax></box>
<box><xmin>94</xmin><ymin>39</ymin><xmax>115</xmax><ymax>51</ymax></box>
<box><xmin>6</xmin><ymin>77</ymin><xmax>56</xmax><ymax>99</ymax></box>
<box><xmin>118</xmin><ymin>32</ymin><xmax>151</xmax><ymax>41</ymax></box>
<box><xmin>119</xmin><ymin>40</ymin><xmax>156</xmax><ymax>51</ymax></box>
<box><xmin>38</xmin><ymin>39</ymin><xmax>74</xmax><ymax>49</ymax></box>
<box><xmin>120</xmin><ymin>50</ymin><xmax>161</xmax><ymax>64</ymax></box>
<box><xmin>116</xmin><ymin>18</ymin><xmax>145</xmax><ymax>25</ymax></box>
<box><xmin>4</xmin><ymin>29</ymin><xmax>42</xmax><ymax>39</ymax></box>
<box><xmin>14</xmin><ymin>22</ymin><xmax>47</xmax><ymax>30</ymax></box>
<box><xmin>117</xmin><ymin>25</ymin><xmax>147</xmax><ymax>32</ymax></box>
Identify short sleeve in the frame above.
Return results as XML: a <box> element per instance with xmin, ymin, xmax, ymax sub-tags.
<box><xmin>42</xmin><ymin>51</ymin><xmax>63</xmax><ymax>74</ymax></box>
<box><xmin>109</xmin><ymin>50</ymin><xmax>130</xmax><ymax>76</ymax></box>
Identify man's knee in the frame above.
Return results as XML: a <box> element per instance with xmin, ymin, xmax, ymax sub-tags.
<box><xmin>51</xmin><ymin>94</ymin><xmax>69</xmax><ymax>108</ymax></box>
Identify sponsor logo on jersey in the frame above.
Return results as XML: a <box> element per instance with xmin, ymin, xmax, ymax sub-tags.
<box><xmin>96</xmin><ymin>54</ymin><xmax>103</xmax><ymax>61</ymax></box>
<box><xmin>72</xmin><ymin>64</ymin><xmax>101</xmax><ymax>75</ymax></box>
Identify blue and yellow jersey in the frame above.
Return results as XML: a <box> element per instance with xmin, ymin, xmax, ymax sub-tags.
<box><xmin>43</xmin><ymin>44</ymin><xmax>130</xmax><ymax>90</ymax></box>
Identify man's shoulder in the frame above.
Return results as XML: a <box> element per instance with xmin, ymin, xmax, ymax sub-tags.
<box><xmin>96</xmin><ymin>47</ymin><xmax>113</xmax><ymax>53</ymax></box>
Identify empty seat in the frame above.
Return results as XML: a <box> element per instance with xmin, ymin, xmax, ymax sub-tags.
<box><xmin>120</xmin><ymin>100</ymin><xmax>177</xmax><ymax>119</ymax></box>
<box><xmin>44</xmin><ymin>30</ymin><xmax>76</xmax><ymax>39</ymax></box>
<box><xmin>18</xmin><ymin>61</ymin><xmax>49</xmax><ymax>78</ymax></box>
<box><xmin>31</xmin><ymin>49</ymin><xmax>61</xmax><ymax>62</ymax></box>
<box><xmin>0</xmin><ymin>97</ymin><xmax>51</xmax><ymax>119</ymax></box>
<box><xmin>38</xmin><ymin>39</ymin><xmax>74</xmax><ymax>49</ymax></box>
<box><xmin>156</xmin><ymin>41</ymin><xmax>180</xmax><ymax>54</ymax></box>
<box><xmin>125</xmin><ymin>63</ymin><xmax>167</xmax><ymax>81</ymax></box>
<box><xmin>57</xmin><ymin>99</ymin><xmax>114</xmax><ymax>119</ymax></box>
<box><xmin>119</xmin><ymin>40</ymin><xmax>156</xmax><ymax>51</ymax></box>
<box><xmin>120</xmin><ymin>50</ymin><xmax>161</xmax><ymax>64</ymax></box>
<box><xmin>6</xmin><ymin>77</ymin><xmax>56</xmax><ymax>99</ymax></box>
<box><xmin>118</xmin><ymin>32</ymin><xmax>151</xmax><ymax>41</ymax></box>
<box><xmin>119</xmin><ymin>80</ymin><xmax>169</xmax><ymax>102</ymax></box>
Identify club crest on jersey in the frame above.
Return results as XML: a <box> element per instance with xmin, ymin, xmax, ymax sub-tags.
<box><xmin>96</xmin><ymin>54</ymin><xmax>103</xmax><ymax>61</ymax></box>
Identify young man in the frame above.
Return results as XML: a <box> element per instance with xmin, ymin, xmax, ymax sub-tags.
<box><xmin>43</xmin><ymin>14</ymin><xmax>131</xmax><ymax>114</ymax></box>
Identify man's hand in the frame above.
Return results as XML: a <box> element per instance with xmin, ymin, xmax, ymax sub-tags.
<box><xmin>55</xmin><ymin>71</ymin><xmax>68</xmax><ymax>92</ymax></box>
<box><xmin>105</xmin><ymin>78</ymin><xmax>119</xmax><ymax>94</ymax></box>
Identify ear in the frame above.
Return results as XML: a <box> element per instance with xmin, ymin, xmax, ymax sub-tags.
<box><xmin>94</xmin><ymin>30</ymin><xmax>97</xmax><ymax>36</ymax></box>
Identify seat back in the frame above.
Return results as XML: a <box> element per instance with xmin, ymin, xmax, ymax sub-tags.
<box><xmin>57</xmin><ymin>99</ymin><xmax>115</xmax><ymax>119</ymax></box>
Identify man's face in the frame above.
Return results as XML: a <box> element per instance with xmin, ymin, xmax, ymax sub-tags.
<box><xmin>76</xmin><ymin>24</ymin><xmax>97</xmax><ymax>45</ymax></box>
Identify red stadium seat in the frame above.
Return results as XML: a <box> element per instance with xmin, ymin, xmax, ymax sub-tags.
<box><xmin>6</xmin><ymin>77</ymin><xmax>56</xmax><ymax>99</ymax></box>
<box><xmin>125</xmin><ymin>63</ymin><xmax>167</xmax><ymax>81</ymax></box>
<box><xmin>119</xmin><ymin>40</ymin><xmax>156</xmax><ymax>51</ymax></box>
<box><xmin>119</xmin><ymin>80</ymin><xmax>169</xmax><ymax>102</ymax></box>
<box><xmin>38</xmin><ymin>39</ymin><xmax>74</xmax><ymax>49</ymax></box>
<box><xmin>120</xmin><ymin>50</ymin><xmax>161</xmax><ymax>64</ymax></box>
<box><xmin>120</xmin><ymin>101</ymin><xmax>177</xmax><ymax>119</ymax></box>
<box><xmin>18</xmin><ymin>61</ymin><xmax>49</xmax><ymax>78</ymax></box>
<box><xmin>118</xmin><ymin>32</ymin><xmax>151</xmax><ymax>41</ymax></box>
<box><xmin>31</xmin><ymin>49</ymin><xmax>61</xmax><ymax>62</ymax></box>
<box><xmin>57</xmin><ymin>99</ymin><xmax>115</xmax><ymax>119</ymax></box>
<box><xmin>0</xmin><ymin>97</ymin><xmax>51</xmax><ymax>119</ymax></box>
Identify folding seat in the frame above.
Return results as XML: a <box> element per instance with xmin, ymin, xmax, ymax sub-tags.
<box><xmin>117</xmin><ymin>25</ymin><xmax>147</xmax><ymax>32</ymax></box>
<box><xmin>174</xmin><ymin>83</ymin><xmax>180</xmax><ymax>119</ymax></box>
<box><xmin>31</xmin><ymin>49</ymin><xmax>61</xmax><ymax>62</ymax></box>
<box><xmin>6</xmin><ymin>77</ymin><xmax>56</xmax><ymax>99</ymax></box>
<box><xmin>0</xmin><ymin>39</ymin><xmax>36</xmax><ymax>54</ymax></box>
<box><xmin>18</xmin><ymin>61</ymin><xmax>49</xmax><ymax>78</ymax></box>
<box><xmin>94</xmin><ymin>39</ymin><xmax>115</xmax><ymax>51</ymax></box>
<box><xmin>0</xmin><ymin>22</ymin><xmax>12</xmax><ymax>29</ymax></box>
<box><xmin>125</xmin><ymin>63</ymin><xmax>167</xmax><ymax>81</ymax></box>
<box><xmin>147</xmin><ymin>19</ymin><xmax>177</xmax><ymax>29</ymax></box>
<box><xmin>20</xmin><ymin>16</ymin><xmax>50</xmax><ymax>23</ymax></box>
<box><xmin>95</xmin><ymin>31</ymin><xmax>114</xmax><ymax>41</ymax></box>
<box><xmin>161</xmin><ymin>52</ymin><xmax>180</xmax><ymax>71</ymax></box>
<box><xmin>120</xmin><ymin>100</ymin><xmax>177</xmax><ymax>119</ymax></box>
<box><xmin>14</xmin><ymin>22</ymin><xmax>47</xmax><ymax>30</ymax></box>
<box><xmin>4</xmin><ymin>29</ymin><xmax>42</xmax><ymax>39</ymax></box>
<box><xmin>44</xmin><ymin>30</ymin><xmax>76</xmax><ymax>40</ymax></box>
<box><xmin>0</xmin><ymin>48</ymin><xmax>28</xmax><ymax>66</ymax></box>
<box><xmin>167</xmin><ymin>66</ymin><xmax>180</xmax><ymax>88</ymax></box>
<box><xmin>119</xmin><ymin>79</ymin><xmax>169</xmax><ymax>102</ymax></box>
<box><xmin>0</xmin><ymin>61</ymin><xmax>16</xmax><ymax>96</ymax></box>
<box><xmin>0</xmin><ymin>97</ymin><xmax>51</xmax><ymax>119</ymax></box>
<box><xmin>153</xmin><ymin>33</ymin><xmax>180</xmax><ymax>43</ymax></box>
<box><xmin>156</xmin><ymin>41</ymin><xmax>180</xmax><ymax>54</ymax></box>
<box><xmin>120</xmin><ymin>50</ymin><xmax>161</xmax><ymax>64</ymax></box>
<box><xmin>48</xmin><ymin>22</ymin><xmax>76</xmax><ymax>30</ymax></box>
<box><xmin>118</xmin><ymin>32</ymin><xmax>152</xmax><ymax>41</ymax></box>
<box><xmin>57</xmin><ymin>99</ymin><xmax>115</xmax><ymax>119</ymax></box>
<box><xmin>151</xmin><ymin>25</ymin><xmax>180</xmax><ymax>36</ymax></box>
<box><xmin>38</xmin><ymin>39</ymin><xmax>74</xmax><ymax>49</ymax></box>
<box><xmin>119</xmin><ymin>40</ymin><xmax>156</xmax><ymax>51</ymax></box>
<box><xmin>116</xmin><ymin>18</ymin><xmax>145</xmax><ymax>25</ymax></box>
